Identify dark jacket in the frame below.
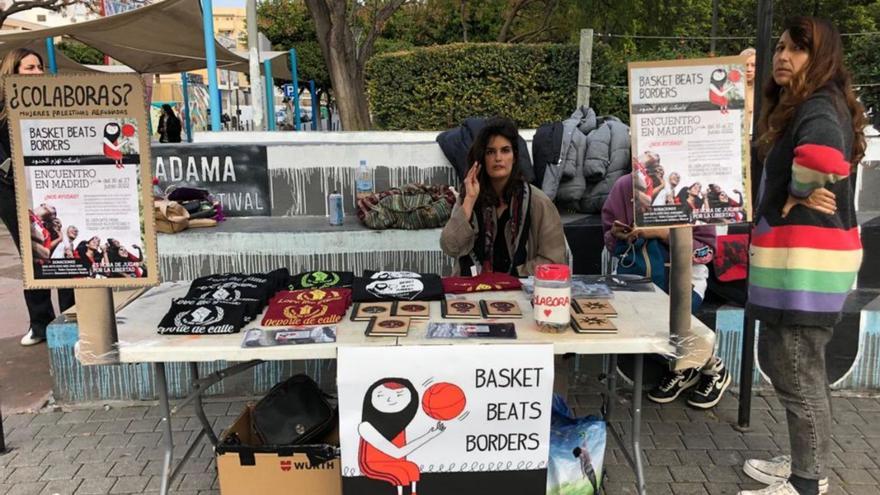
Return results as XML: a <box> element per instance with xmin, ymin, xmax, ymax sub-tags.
<box><xmin>532</xmin><ymin>107</ymin><xmax>631</xmax><ymax>213</ymax></box>
<box><xmin>436</xmin><ymin>117</ymin><xmax>535</xmax><ymax>183</ymax></box>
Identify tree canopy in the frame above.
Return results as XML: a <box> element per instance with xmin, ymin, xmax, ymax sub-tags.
<box><xmin>256</xmin><ymin>0</ymin><xmax>880</xmax><ymax>126</ymax></box>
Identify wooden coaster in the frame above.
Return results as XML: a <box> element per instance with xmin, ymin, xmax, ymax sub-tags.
<box><xmin>479</xmin><ymin>300</ymin><xmax>523</xmax><ymax>319</ymax></box>
<box><xmin>365</xmin><ymin>316</ymin><xmax>411</xmax><ymax>337</ymax></box>
<box><xmin>393</xmin><ymin>301</ymin><xmax>430</xmax><ymax>319</ymax></box>
<box><xmin>571</xmin><ymin>314</ymin><xmax>617</xmax><ymax>334</ymax></box>
<box><xmin>352</xmin><ymin>302</ymin><xmax>394</xmax><ymax>321</ymax></box>
<box><xmin>574</xmin><ymin>298</ymin><xmax>617</xmax><ymax>317</ymax></box>
<box><xmin>441</xmin><ymin>299</ymin><xmax>482</xmax><ymax>319</ymax></box>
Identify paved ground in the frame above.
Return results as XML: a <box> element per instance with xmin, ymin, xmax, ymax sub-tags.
<box><xmin>0</xmin><ymin>227</ymin><xmax>54</xmax><ymax>413</ymax></box>
<box><xmin>0</xmin><ymin>226</ymin><xmax>32</xmax><ymax>341</ymax></box>
<box><xmin>0</xmin><ymin>374</ymin><xmax>878</xmax><ymax>495</ymax></box>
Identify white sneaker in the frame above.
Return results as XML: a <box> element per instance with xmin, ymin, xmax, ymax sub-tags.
<box><xmin>738</xmin><ymin>481</ymin><xmax>800</xmax><ymax>495</ymax></box>
<box><xmin>743</xmin><ymin>456</ymin><xmax>829</xmax><ymax>494</ymax></box>
<box><xmin>20</xmin><ymin>328</ymin><xmax>45</xmax><ymax>346</ymax></box>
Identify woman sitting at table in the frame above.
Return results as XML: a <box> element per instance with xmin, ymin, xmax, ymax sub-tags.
<box><xmin>440</xmin><ymin>117</ymin><xmax>566</xmax><ymax>276</ymax></box>
<box><xmin>602</xmin><ymin>173</ymin><xmax>730</xmax><ymax>409</ymax></box>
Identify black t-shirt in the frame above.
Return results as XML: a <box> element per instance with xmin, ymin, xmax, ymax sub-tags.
<box><xmin>266</xmin><ymin>268</ymin><xmax>291</xmax><ymax>292</ymax></box>
<box><xmin>158</xmin><ymin>298</ymin><xmax>248</xmax><ymax>334</ymax></box>
<box><xmin>492</xmin><ymin>209</ymin><xmax>511</xmax><ymax>274</ymax></box>
<box><xmin>288</xmin><ymin>270</ymin><xmax>354</xmax><ymax>291</ymax></box>
<box><xmin>187</xmin><ymin>280</ymin><xmax>271</xmax><ymax>307</ymax></box>
<box><xmin>184</xmin><ymin>287</ymin><xmax>262</xmax><ymax>321</ymax></box>
<box><xmin>189</xmin><ymin>270</ymin><xmax>287</xmax><ymax>305</ymax></box>
<box><xmin>352</xmin><ymin>270</ymin><xmax>444</xmax><ymax>302</ymax></box>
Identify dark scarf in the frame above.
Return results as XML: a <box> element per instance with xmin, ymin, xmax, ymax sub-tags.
<box><xmin>459</xmin><ymin>183</ymin><xmax>531</xmax><ymax>276</ymax></box>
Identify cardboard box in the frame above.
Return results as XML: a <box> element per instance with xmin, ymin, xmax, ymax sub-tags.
<box><xmin>216</xmin><ymin>405</ymin><xmax>342</xmax><ymax>495</ymax></box>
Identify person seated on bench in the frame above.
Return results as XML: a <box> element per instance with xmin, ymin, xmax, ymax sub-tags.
<box><xmin>440</xmin><ymin>117</ymin><xmax>566</xmax><ymax>276</ymax></box>
<box><xmin>602</xmin><ymin>173</ymin><xmax>731</xmax><ymax>409</ymax></box>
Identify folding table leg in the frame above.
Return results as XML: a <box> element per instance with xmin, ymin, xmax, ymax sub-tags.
<box><xmin>157</xmin><ymin>363</ymin><xmax>174</xmax><ymax>495</ymax></box>
<box><xmin>631</xmin><ymin>354</ymin><xmax>647</xmax><ymax>495</ymax></box>
<box><xmin>605</xmin><ymin>354</ymin><xmax>618</xmax><ymax>419</ymax></box>
<box><xmin>0</xmin><ymin>403</ymin><xmax>6</xmax><ymax>454</ymax></box>
<box><xmin>189</xmin><ymin>363</ymin><xmax>219</xmax><ymax>446</ymax></box>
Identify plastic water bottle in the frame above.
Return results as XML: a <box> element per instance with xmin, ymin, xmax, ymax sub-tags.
<box><xmin>355</xmin><ymin>159</ymin><xmax>372</xmax><ymax>201</ymax></box>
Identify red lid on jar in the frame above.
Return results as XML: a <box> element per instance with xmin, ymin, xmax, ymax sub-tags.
<box><xmin>535</xmin><ymin>264</ymin><xmax>570</xmax><ymax>281</ymax></box>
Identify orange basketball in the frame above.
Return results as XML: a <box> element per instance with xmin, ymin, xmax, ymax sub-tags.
<box><xmin>421</xmin><ymin>382</ymin><xmax>466</xmax><ymax>420</ymax></box>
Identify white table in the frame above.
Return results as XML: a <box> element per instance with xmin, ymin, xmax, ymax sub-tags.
<box><xmin>117</xmin><ymin>282</ymin><xmax>715</xmax><ymax>495</ymax></box>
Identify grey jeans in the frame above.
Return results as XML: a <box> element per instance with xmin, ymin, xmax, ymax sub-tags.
<box><xmin>758</xmin><ymin>322</ymin><xmax>833</xmax><ymax>480</ymax></box>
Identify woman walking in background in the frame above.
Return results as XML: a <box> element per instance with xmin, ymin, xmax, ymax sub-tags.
<box><xmin>0</xmin><ymin>48</ymin><xmax>75</xmax><ymax>346</ymax></box>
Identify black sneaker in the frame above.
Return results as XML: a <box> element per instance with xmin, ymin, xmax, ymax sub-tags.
<box><xmin>647</xmin><ymin>368</ymin><xmax>701</xmax><ymax>403</ymax></box>
<box><xmin>687</xmin><ymin>359</ymin><xmax>732</xmax><ymax>409</ymax></box>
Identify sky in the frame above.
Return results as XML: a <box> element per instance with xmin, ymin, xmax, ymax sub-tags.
<box><xmin>214</xmin><ymin>0</ymin><xmax>246</xmax><ymax>7</ymax></box>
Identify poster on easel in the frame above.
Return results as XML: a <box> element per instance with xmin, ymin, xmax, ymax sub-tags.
<box><xmin>7</xmin><ymin>73</ymin><xmax>158</xmax><ymax>289</ymax></box>
<box><xmin>337</xmin><ymin>344</ymin><xmax>554</xmax><ymax>495</ymax></box>
<box><xmin>628</xmin><ymin>56</ymin><xmax>751</xmax><ymax>227</ymax></box>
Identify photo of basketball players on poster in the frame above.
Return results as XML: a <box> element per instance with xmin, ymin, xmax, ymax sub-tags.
<box><xmin>7</xmin><ymin>74</ymin><xmax>158</xmax><ymax>288</ymax></box>
<box><xmin>629</xmin><ymin>56</ymin><xmax>751</xmax><ymax>227</ymax></box>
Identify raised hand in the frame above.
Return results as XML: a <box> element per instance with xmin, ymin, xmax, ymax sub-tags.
<box><xmin>464</xmin><ymin>162</ymin><xmax>480</xmax><ymax>202</ymax></box>
<box><xmin>461</xmin><ymin>162</ymin><xmax>481</xmax><ymax>219</ymax></box>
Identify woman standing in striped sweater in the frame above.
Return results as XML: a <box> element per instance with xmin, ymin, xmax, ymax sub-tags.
<box><xmin>739</xmin><ymin>18</ymin><xmax>866</xmax><ymax>495</ymax></box>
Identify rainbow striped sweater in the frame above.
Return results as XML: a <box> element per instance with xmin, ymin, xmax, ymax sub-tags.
<box><xmin>747</xmin><ymin>88</ymin><xmax>862</xmax><ymax>326</ymax></box>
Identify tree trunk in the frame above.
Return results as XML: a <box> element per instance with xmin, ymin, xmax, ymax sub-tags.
<box><xmin>498</xmin><ymin>0</ymin><xmax>530</xmax><ymax>42</ymax></box>
<box><xmin>326</xmin><ymin>43</ymin><xmax>371</xmax><ymax>130</ymax></box>
<box><xmin>460</xmin><ymin>0</ymin><xmax>469</xmax><ymax>43</ymax></box>
<box><xmin>305</xmin><ymin>0</ymin><xmax>407</xmax><ymax>131</ymax></box>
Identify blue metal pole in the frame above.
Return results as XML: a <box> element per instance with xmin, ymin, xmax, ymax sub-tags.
<box><xmin>217</xmin><ymin>88</ymin><xmax>223</xmax><ymax>128</ymax></box>
<box><xmin>309</xmin><ymin>80</ymin><xmax>317</xmax><ymax>131</ymax></box>
<box><xmin>44</xmin><ymin>38</ymin><xmax>57</xmax><ymax>74</ymax></box>
<box><xmin>288</xmin><ymin>48</ymin><xmax>302</xmax><ymax>131</ymax></box>
<box><xmin>181</xmin><ymin>72</ymin><xmax>193</xmax><ymax>142</ymax></box>
<box><xmin>264</xmin><ymin>59</ymin><xmax>276</xmax><ymax>131</ymax></box>
<box><xmin>201</xmin><ymin>0</ymin><xmax>221</xmax><ymax>132</ymax></box>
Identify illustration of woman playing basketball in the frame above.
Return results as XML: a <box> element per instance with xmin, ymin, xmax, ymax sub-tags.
<box><xmin>358</xmin><ymin>378</ymin><xmax>446</xmax><ymax>495</ymax></box>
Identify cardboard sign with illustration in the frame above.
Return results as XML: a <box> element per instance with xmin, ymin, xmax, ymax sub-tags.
<box><xmin>6</xmin><ymin>73</ymin><xmax>158</xmax><ymax>289</ymax></box>
<box><xmin>628</xmin><ymin>56</ymin><xmax>751</xmax><ymax>227</ymax></box>
<box><xmin>337</xmin><ymin>344</ymin><xmax>554</xmax><ymax>495</ymax></box>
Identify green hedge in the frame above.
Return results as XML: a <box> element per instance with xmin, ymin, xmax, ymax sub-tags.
<box><xmin>366</xmin><ymin>41</ymin><xmax>713</xmax><ymax>129</ymax></box>
<box><xmin>366</xmin><ymin>43</ymin><xmax>578</xmax><ymax>130</ymax></box>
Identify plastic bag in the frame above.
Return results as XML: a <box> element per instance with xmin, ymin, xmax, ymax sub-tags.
<box><xmin>546</xmin><ymin>394</ymin><xmax>606</xmax><ymax>495</ymax></box>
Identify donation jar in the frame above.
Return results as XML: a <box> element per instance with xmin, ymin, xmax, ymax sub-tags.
<box><xmin>533</xmin><ymin>264</ymin><xmax>571</xmax><ymax>333</ymax></box>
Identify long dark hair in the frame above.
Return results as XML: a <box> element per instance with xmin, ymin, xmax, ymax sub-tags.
<box><xmin>0</xmin><ymin>48</ymin><xmax>44</xmax><ymax>121</ymax></box>
<box><xmin>757</xmin><ymin>17</ymin><xmax>866</xmax><ymax>166</ymax></box>
<box><xmin>465</xmin><ymin>117</ymin><xmax>524</xmax><ymax>208</ymax></box>
<box><xmin>361</xmin><ymin>378</ymin><xmax>418</xmax><ymax>441</ymax></box>
<box><xmin>104</xmin><ymin>123</ymin><xmax>120</xmax><ymax>142</ymax></box>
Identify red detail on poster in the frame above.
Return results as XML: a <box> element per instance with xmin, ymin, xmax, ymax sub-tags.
<box><xmin>714</xmin><ymin>234</ymin><xmax>749</xmax><ymax>282</ymax></box>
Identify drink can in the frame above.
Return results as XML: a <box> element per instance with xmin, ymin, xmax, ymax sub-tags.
<box><xmin>328</xmin><ymin>192</ymin><xmax>344</xmax><ymax>226</ymax></box>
